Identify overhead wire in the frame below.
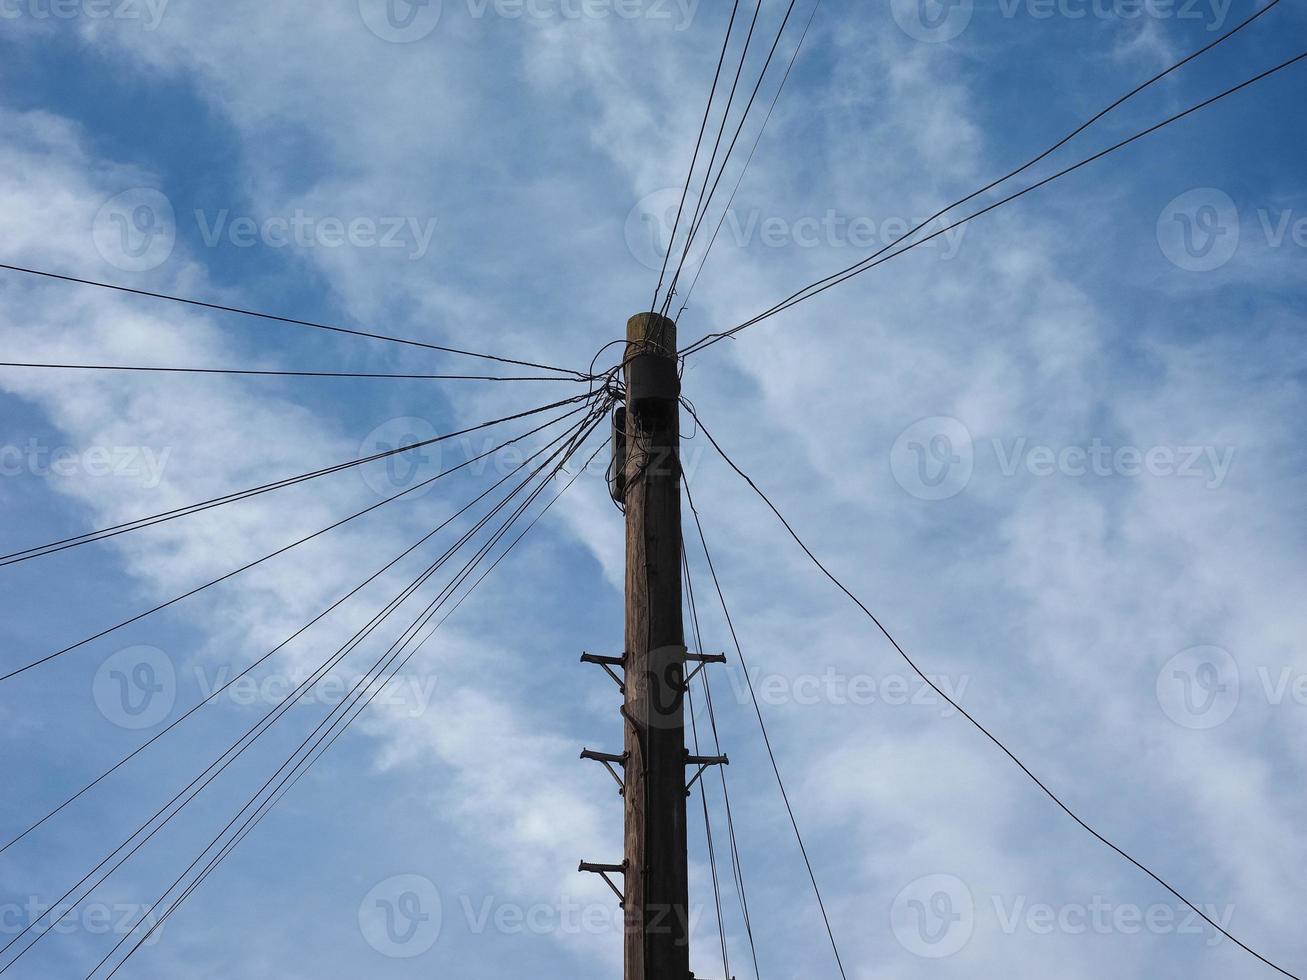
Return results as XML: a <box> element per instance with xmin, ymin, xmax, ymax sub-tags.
<box><xmin>0</xmin><ymin>404</ymin><xmax>597</xmax><ymax>856</ymax></box>
<box><xmin>682</xmin><ymin>29</ymin><xmax>1304</xmax><ymax>357</ymax></box>
<box><xmin>661</xmin><ymin>0</ymin><xmax>801</xmax><ymax>315</ymax></box>
<box><xmin>658</xmin><ymin>0</ymin><xmax>767</xmax><ymax>313</ymax></box>
<box><xmin>683</xmin><ymin>398</ymin><xmax>1302</xmax><ymax>980</ymax></box>
<box><xmin>651</xmin><ymin>0</ymin><xmax>745</xmax><ymax>314</ymax></box>
<box><xmin>92</xmin><ymin>418</ymin><xmax>610</xmax><ymax>979</ymax></box>
<box><xmin>677</xmin><ymin>0</ymin><xmax>820</xmax><ymax>321</ymax></box>
<box><xmin>682</xmin><ymin>470</ymin><xmax>848</xmax><ymax>979</ymax></box>
<box><xmin>682</xmin><ymin>544</ymin><xmax>749</xmax><ymax>980</ymax></box>
<box><xmin>683</xmin><ymin>0</ymin><xmax>1283</xmax><ymax>345</ymax></box>
<box><xmin>0</xmin><ymin>262</ymin><xmax>590</xmax><ymax>379</ymax></box>
<box><xmin>0</xmin><ymin>404</ymin><xmax>610</xmax><ymax>973</ymax></box>
<box><xmin>0</xmin><ymin>391</ymin><xmax>592</xmax><ymax>571</ymax></box>
<box><xmin>0</xmin><ymin>403</ymin><xmax>593</xmax><ymax>684</ymax></box>
<box><xmin>0</xmin><ymin>361</ymin><xmax>587</xmax><ymax>382</ymax></box>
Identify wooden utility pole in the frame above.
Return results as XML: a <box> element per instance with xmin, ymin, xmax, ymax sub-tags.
<box><xmin>622</xmin><ymin>311</ymin><xmax>689</xmax><ymax>980</ymax></box>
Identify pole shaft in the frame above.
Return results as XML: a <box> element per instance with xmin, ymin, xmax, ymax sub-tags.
<box><xmin>622</xmin><ymin>312</ymin><xmax>689</xmax><ymax>980</ymax></box>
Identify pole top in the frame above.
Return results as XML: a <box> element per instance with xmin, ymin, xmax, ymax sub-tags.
<box><xmin>627</xmin><ymin>312</ymin><xmax>677</xmax><ymax>357</ymax></box>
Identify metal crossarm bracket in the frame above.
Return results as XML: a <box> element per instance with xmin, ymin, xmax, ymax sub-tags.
<box><xmin>578</xmin><ymin>860</ymin><xmax>627</xmax><ymax>908</ymax></box>
<box><xmin>684</xmin><ymin>754</ymin><xmax>729</xmax><ymax>795</ymax></box>
<box><xmin>682</xmin><ymin>651</ymin><xmax>727</xmax><ymax>688</ymax></box>
<box><xmin>580</xmin><ymin>651</ymin><xmax>627</xmax><ymax>693</ymax></box>
<box><xmin>580</xmin><ymin>747</ymin><xmax>628</xmax><ymax>795</ymax></box>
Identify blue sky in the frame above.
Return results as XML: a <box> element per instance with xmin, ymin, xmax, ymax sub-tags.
<box><xmin>1</xmin><ymin>0</ymin><xmax>1305</xmax><ymax>977</ymax></box>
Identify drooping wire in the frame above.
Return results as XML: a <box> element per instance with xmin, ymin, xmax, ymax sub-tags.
<box><xmin>682</xmin><ymin>551</ymin><xmax>731</xmax><ymax>979</ymax></box>
<box><xmin>0</xmin><ymin>403</ymin><xmax>593</xmax><ymax>684</ymax></box>
<box><xmin>651</xmin><ymin>0</ymin><xmax>745</xmax><ymax>314</ymax></box>
<box><xmin>0</xmin><ymin>361</ymin><xmax>586</xmax><ymax>382</ymax></box>
<box><xmin>0</xmin><ymin>262</ymin><xmax>590</xmax><ymax>379</ymax></box>
<box><xmin>0</xmin><ymin>391</ymin><xmax>592</xmax><ymax>572</ymax></box>
<box><xmin>682</xmin><ymin>29</ymin><xmax>1303</xmax><ymax>357</ymax></box>
<box><xmin>0</xmin><ymin>405</ymin><xmax>596</xmax><ymax>856</ymax></box>
<box><xmin>683</xmin><ymin>398</ymin><xmax>1303</xmax><ymax>980</ymax></box>
<box><xmin>0</xmin><ymin>407</ymin><xmax>609</xmax><ymax>973</ymax></box>
<box><xmin>93</xmin><ymin>421</ymin><xmax>609</xmax><ymax>980</ymax></box>
<box><xmin>682</xmin><ymin>471</ymin><xmax>848</xmax><ymax>979</ymax></box>
<box><xmin>683</xmin><ymin>544</ymin><xmax>752</xmax><ymax>979</ymax></box>
<box><xmin>677</xmin><ymin>0</ymin><xmax>821</xmax><ymax>321</ymax></box>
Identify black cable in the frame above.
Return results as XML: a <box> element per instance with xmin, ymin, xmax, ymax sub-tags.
<box><xmin>0</xmin><ymin>391</ymin><xmax>592</xmax><ymax>571</ymax></box>
<box><xmin>651</xmin><ymin>0</ymin><xmax>744</xmax><ymax>314</ymax></box>
<box><xmin>0</xmin><ymin>361</ymin><xmax>585</xmax><ymax>382</ymax></box>
<box><xmin>684</xmin><ymin>0</ymin><xmax>1284</xmax><ymax>349</ymax></box>
<box><xmin>87</xmin><ymin>459</ymin><xmax>567</xmax><ymax>978</ymax></box>
<box><xmin>677</xmin><ymin>0</ymin><xmax>820</xmax><ymax>321</ymax></box>
<box><xmin>0</xmin><ymin>406</ymin><xmax>594</xmax><ymax>855</ymax></box>
<box><xmin>152</xmin><ymin>437</ymin><xmax>608</xmax><ymax>935</ymax></box>
<box><xmin>684</xmin><ymin>32</ymin><xmax>1303</xmax><ymax>356</ymax></box>
<box><xmin>95</xmin><ymin>428</ymin><xmax>608</xmax><ymax>979</ymax></box>
<box><xmin>0</xmin><ymin>411</ymin><xmax>607</xmax><ymax>972</ymax></box>
<box><xmin>682</xmin><ymin>547</ymin><xmax>741</xmax><ymax>980</ymax></box>
<box><xmin>662</xmin><ymin>0</ymin><xmax>800</xmax><ymax>315</ymax></box>
<box><xmin>0</xmin><ymin>403</ymin><xmax>593</xmax><ymax>684</ymax></box>
<box><xmin>682</xmin><ymin>472</ymin><xmax>848</xmax><ymax>980</ymax></box>
<box><xmin>684</xmin><ymin>399</ymin><xmax>1303</xmax><ymax>980</ymax></box>
<box><xmin>659</xmin><ymin>0</ymin><xmax>766</xmax><ymax>313</ymax></box>
<box><xmin>0</xmin><ymin>262</ymin><xmax>590</xmax><ymax>379</ymax></box>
